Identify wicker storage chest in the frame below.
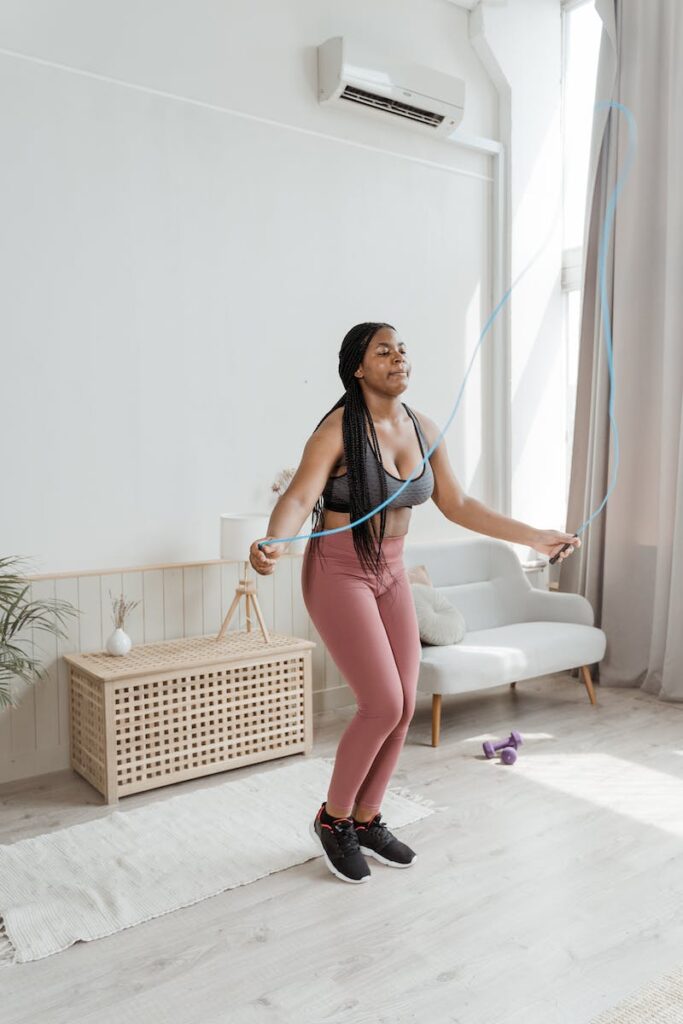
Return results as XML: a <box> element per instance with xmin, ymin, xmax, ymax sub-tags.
<box><xmin>63</xmin><ymin>631</ymin><xmax>316</xmax><ymax>804</ymax></box>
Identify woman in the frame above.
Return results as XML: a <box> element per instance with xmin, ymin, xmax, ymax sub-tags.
<box><xmin>249</xmin><ymin>322</ymin><xmax>580</xmax><ymax>885</ymax></box>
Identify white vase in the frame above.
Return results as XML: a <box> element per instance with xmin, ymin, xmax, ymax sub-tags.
<box><xmin>106</xmin><ymin>627</ymin><xmax>132</xmax><ymax>656</ymax></box>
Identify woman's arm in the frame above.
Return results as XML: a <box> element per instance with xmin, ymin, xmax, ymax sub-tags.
<box><xmin>413</xmin><ymin>410</ymin><xmax>580</xmax><ymax>559</ymax></box>
<box><xmin>457</xmin><ymin>496</ymin><xmax>538</xmax><ymax>546</ymax></box>
<box><xmin>252</xmin><ymin>410</ymin><xmax>344</xmax><ymax>567</ymax></box>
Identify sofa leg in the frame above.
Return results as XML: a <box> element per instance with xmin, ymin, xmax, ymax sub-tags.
<box><xmin>432</xmin><ymin>694</ymin><xmax>442</xmax><ymax>747</ymax></box>
<box><xmin>580</xmin><ymin>665</ymin><xmax>598</xmax><ymax>705</ymax></box>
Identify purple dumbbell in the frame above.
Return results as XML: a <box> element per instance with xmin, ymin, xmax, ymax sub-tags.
<box><xmin>482</xmin><ymin>730</ymin><xmax>523</xmax><ymax>760</ymax></box>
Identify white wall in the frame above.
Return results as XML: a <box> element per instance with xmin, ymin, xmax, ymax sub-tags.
<box><xmin>0</xmin><ymin>0</ymin><xmax>568</xmax><ymax>786</ymax></box>
<box><xmin>1</xmin><ymin>0</ymin><xmax>501</xmax><ymax>576</ymax></box>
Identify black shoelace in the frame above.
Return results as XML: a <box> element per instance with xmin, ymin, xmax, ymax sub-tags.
<box><xmin>360</xmin><ymin>815</ymin><xmax>393</xmax><ymax>851</ymax></box>
<box><xmin>332</xmin><ymin>820</ymin><xmax>361</xmax><ymax>855</ymax></box>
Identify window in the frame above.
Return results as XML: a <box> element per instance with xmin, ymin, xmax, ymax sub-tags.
<box><xmin>561</xmin><ymin>0</ymin><xmax>602</xmax><ymax>498</ymax></box>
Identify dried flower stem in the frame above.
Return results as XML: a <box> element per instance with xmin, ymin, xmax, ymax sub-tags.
<box><xmin>109</xmin><ymin>590</ymin><xmax>140</xmax><ymax>630</ymax></box>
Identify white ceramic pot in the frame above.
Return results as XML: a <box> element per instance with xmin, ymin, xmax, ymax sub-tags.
<box><xmin>106</xmin><ymin>627</ymin><xmax>132</xmax><ymax>656</ymax></box>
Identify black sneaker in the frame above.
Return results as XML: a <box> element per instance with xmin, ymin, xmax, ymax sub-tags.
<box><xmin>354</xmin><ymin>812</ymin><xmax>417</xmax><ymax>867</ymax></box>
<box><xmin>310</xmin><ymin>802</ymin><xmax>371</xmax><ymax>884</ymax></box>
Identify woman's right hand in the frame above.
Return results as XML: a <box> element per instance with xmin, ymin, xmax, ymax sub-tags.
<box><xmin>249</xmin><ymin>537</ymin><xmax>280</xmax><ymax>576</ymax></box>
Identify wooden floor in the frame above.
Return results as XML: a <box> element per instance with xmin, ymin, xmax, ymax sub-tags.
<box><xmin>3</xmin><ymin>673</ymin><xmax>683</xmax><ymax>1024</ymax></box>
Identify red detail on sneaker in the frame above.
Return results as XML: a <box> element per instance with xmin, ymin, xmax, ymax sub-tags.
<box><xmin>320</xmin><ymin>802</ymin><xmax>354</xmax><ymax>826</ymax></box>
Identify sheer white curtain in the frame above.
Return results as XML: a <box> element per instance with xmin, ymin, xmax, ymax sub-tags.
<box><xmin>560</xmin><ymin>0</ymin><xmax>683</xmax><ymax>700</ymax></box>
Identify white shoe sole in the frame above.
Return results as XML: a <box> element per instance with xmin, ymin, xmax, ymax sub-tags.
<box><xmin>309</xmin><ymin>819</ymin><xmax>370</xmax><ymax>884</ymax></box>
<box><xmin>359</xmin><ymin>844</ymin><xmax>418</xmax><ymax>868</ymax></box>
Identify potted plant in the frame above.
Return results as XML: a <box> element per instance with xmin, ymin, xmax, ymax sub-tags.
<box><xmin>0</xmin><ymin>555</ymin><xmax>80</xmax><ymax>711</ymax></box>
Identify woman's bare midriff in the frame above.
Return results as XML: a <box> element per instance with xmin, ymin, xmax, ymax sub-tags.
<box><xmin>322</xmin><ymin>506</ymin><xmax>411</xmax><ymax>539</ymax></box>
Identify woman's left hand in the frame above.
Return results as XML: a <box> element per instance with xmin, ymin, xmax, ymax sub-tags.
<box><xmin>532</xmin><ymin>529</ymin><xmax>581</xmax><ymax>562</ymax></box>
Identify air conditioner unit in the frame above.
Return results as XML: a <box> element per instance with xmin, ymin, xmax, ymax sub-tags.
<box><xmin>317</xmin><ymin>36</ymin><xmax>465</xmax><ymax>138</ymax></box>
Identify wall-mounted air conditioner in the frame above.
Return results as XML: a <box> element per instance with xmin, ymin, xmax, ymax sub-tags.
<box><xmin>317</xmin><ymin>36</ymin><xmax>465</xmax><ymax>138</ymax></box>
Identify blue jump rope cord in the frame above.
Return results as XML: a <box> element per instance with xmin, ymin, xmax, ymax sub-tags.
<box><xmin>259</xmin><ymin>100</ymin><xmax>635</xmax><ymax>554</ymax></box>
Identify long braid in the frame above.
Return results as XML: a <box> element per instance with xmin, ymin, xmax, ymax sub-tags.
<box><xmin>308</xmin><ymin>322</ymin><xmax>402</xmax><ymax>589</ymax></box>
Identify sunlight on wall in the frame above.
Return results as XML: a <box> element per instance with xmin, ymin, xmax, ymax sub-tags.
<box><xmin>561</xmin><ymin>0</ymin><xmax>603</xmax><ymax>506</ymax></box>
<box><xmin>562</xmin><ymin>1</ymin><xmax>603</xmax><ymax>250</ymax></box>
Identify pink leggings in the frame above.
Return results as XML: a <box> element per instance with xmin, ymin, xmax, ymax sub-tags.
<box><xmin>301</xmin><ymin>529</ymin><xmax>421</xmax><ymax>815</ymax></box>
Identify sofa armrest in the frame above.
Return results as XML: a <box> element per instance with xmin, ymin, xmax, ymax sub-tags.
<box><xmin>521</xmin><ymin>588</ymin><xmax>595</xmax><ymax>626</ymax></box>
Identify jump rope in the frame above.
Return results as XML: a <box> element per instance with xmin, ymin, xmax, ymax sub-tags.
<box><xmin>259</xmin><ymin>101</ymin><xmax>635</xmax><ymax>566</ymax></box>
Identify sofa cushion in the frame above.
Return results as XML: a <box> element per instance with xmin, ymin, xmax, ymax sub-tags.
<box><xmin>410</xmin><ymin>582</ymin><xmax>466</xmax><ymax>645</ymax></box>
<box><xmin>417</xmin><ymin>621</ymin><xmax>607</xmax><ymax>694</ymax></box>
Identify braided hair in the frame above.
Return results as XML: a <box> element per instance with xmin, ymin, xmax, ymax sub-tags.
<box><xmin>307</xmin><ymin>322</ymin><xmax>404</xmax><ymax>589</ymax></box>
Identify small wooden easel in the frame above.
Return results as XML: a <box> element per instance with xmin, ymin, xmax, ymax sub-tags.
<box><xmin>216</xmin><ymin>560</ymin><xmax>271</xmax><ymax>644</ymax></box>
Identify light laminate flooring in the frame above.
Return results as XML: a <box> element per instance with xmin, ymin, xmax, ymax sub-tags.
<box><xmin>2</xmin><ymin>673</ymin><xmax>683</xmax><ymax>1024</ymax></box>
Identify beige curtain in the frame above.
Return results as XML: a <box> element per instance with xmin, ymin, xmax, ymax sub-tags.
<box><xmin>560</xmin><ymin>0</ymin><xmax>683</xmax><ymax>700</ymax></box>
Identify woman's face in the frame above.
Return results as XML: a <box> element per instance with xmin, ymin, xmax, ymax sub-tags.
<box><xmin>355</xmin><ymin>327</ymin><xmax>411</xmax><ymax>390</ymax></box>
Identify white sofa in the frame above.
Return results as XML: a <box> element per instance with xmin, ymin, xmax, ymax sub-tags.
<box><xmin>402</xmin><ymin>537</ymin><xmax>607</xmax><ymax>746</ymax></box>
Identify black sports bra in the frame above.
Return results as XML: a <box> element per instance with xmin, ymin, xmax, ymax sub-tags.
<box><xmin>321</xmin><ymin>404</ymin><xmax>435</xmax><ymax>513</ymax></box>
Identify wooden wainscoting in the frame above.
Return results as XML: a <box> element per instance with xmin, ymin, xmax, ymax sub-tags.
<box><xmin>0</xmin><ymin>555</ymin><xmax>350</xmax><ymax>786</ymax></box>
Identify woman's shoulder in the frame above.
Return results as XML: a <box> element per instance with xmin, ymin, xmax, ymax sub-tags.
<box><xmin>310</xmin><ymin>407</ymin><xmax>345</xmax><ymax>467</ymax></box>
<box><xmin>313</xmin><ymin>405</ymin><xmax>344</xmax><ymax>434</ymax></box>
<box><xmin>407</xmin><ymin>406</ymin><xmax>438</xmax><ymax>446</ymax></box>
<box><xmin>312</xmin><ymin>406</ymin><xmax>344</xmax><ymax>439</ymax></box>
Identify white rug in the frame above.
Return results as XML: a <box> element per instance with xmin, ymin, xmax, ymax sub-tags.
<box><xmin>0</xmin><ymin>756</ymin><xmax>439</xmax><ymax>966</ymax></box>
<box><xmin>589</xmin><ymin>965</ymin><xmax>683</xmax><ymax>1023</ymax></box>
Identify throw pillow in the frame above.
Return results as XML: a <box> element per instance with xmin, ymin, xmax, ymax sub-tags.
<box><xmin>410</xmin><ymin>583</ymin><xmax>466</xmax><ymax>646</ymax></box>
